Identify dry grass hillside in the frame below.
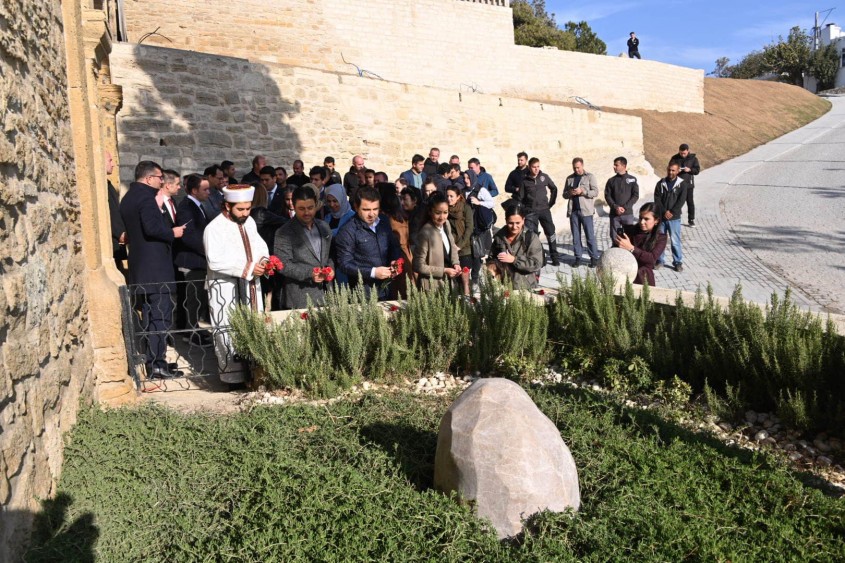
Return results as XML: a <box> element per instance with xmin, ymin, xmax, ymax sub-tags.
<box><xmin>608</xmin><ymin>78</ymin><xmax>831</xmax><ymax>170</ymax></box>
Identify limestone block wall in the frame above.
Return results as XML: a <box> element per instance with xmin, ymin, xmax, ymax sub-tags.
<box><xmin>111</xmin><ymin>42</ymin><xmax>658</xmax><ymax>210</ymax></box>
<box><xmin>120</xmin><ymin>0</ymin><xmax>704</xmax><ymax>113</ymax></box>
<box><xmin>0</xmin><ymin>0</ymin><xmax>95</xmax><ymax>559</ymax></box>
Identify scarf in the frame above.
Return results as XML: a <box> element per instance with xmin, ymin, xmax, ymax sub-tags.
<box><xmin>324</xmin><ymin>183</ymin><xmax>351</xmax><ymax>219</ymax></box>
<box><xmin>448</xmin><ymin>197</ymin><xmax>467</xmax><ymax>240</ymax></box>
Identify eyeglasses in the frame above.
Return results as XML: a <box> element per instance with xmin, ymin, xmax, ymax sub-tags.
<box><xmin>148</xmin><ymin>174</ymin><xmax>164</xmax><ymax>181</ymax></box>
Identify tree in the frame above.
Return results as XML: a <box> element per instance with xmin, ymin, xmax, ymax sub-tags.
<box><xmin>726</xmin><ymin>50</ymin><xmax>767</xmax><ymax>79</ymax></box>
<box><xmin>564</xmin><ymin>21</ymin><xmax>607</xmax><ymax>55</ymax></box>
<box><xmin>511</xmin><ymin>0</ymin><xmax>606</xmax><ymax>55</ymax></box>
<box><xmin>710</xmin><ymin>57</ymin><xmax>731</xmax><ymax>77</ymax></box>
<box><xmin>512</xmin><ymin>0</ymin><xmax>575</xmax><ymax>51</ymax></box>
<box><xmin>762</xmin><ymin>26</ymin><xmax>811</xmax><ymax>85</ymax></box>
<box><xmin>807</xmin><ymin>44</ymin><xmax>839</xmax><ymax>91</ymax></box>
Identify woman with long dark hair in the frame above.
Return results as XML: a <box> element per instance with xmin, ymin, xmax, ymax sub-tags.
<box><xmin>487</xmin><ymin>202</ymin><xmax>544</xmax><ymax>289</ymax></box>
<box><xmin>613</xmin><ymin>202</ymin><xmax>668</xmax><ymax>286</ymax></box>
<box><xmin>413</xmin><ymin>192</ymin><xmax>462</xmax><ymax>290</ymax></box>
<box><xmin>445</xmin><ymin>185</ymin><xmax>474</xmax><ymax>295</ymax></box>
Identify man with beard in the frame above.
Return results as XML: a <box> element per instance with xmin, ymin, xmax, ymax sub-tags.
<box><xmin>204</xmin><ymin>184</ymin><xmax>270</xmax><ymax>384</ymax></box>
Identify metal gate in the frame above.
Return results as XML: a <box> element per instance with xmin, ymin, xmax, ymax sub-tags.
<box><xmin>119</xmin><ymin>278</ymin><xmax>254</xmax><ymax>390</ymax></box>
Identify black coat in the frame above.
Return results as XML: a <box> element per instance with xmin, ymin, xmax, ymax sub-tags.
<box><xmin>119</xmin><ymin>182</ymin><xmax>175</xmax><ymax>289</ymax></box>
<box><xmin>504</xmin><ymin>166</ymin><xmax>527</xmax><ymax>195</ymax></box>
<box><xmin>516</xmin><ymin>171</ymin><xmax>558</xmax><ymax>211</ymax></box>
<box><xmin>174</xmin><ymin>197</ymin><xmax>209</xmax><ymax>271</ymax></box>
<box><xmin>669</xmin><ymin>152</ymin><xmax>701</xmax><ymax>187</ymax></box>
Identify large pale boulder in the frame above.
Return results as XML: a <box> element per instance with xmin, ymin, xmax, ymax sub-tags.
<box><xmin>598</xmin><ymin>247</ymin><xmax>638</xmax><ymax>285</ymax></box>
<box><xmin>433</xmin><ymin>378</ymin><xmax>580</xmax><ymax>538</ymax></box>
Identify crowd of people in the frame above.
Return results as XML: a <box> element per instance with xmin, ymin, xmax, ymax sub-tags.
<box><xmin>110</xmin><ymin>143</ymin><xmax>700</xmax><ymax>380</ymax></box>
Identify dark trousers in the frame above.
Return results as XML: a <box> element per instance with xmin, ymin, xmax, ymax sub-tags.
<box><xmin>629</xmin><ymin>51</ymin><xmax>641</xmax><ymax>59</ymax></box>
<box><xmin>525</xmin><ymin>209</ymin><xmax>558</xmax><ymax>256</ymax></box>
<box><xmin>686</xmin><ymin>186</ymin><xmax>695</xmax><ymax>221</ymax></box>
<box><xmin>178</xmin><ymin>269</ymin><xmax>208</xmax><ymax>330</ymax></box>
<box><xmin>139</xmin><ymin>289</ymin><xmax>174</xmax><ymax>370</ymax></box>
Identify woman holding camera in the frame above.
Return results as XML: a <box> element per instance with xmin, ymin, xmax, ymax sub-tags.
<box><xmin>613</xmin><ymin>202</ymin><xmax>667</xmax><ymax>286</ymax></box>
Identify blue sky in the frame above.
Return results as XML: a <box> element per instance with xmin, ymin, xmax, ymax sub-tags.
<box><xmin>546</xmin><ymin>1</ymin><xmax>843</xmax><ymax>72</ymax></box>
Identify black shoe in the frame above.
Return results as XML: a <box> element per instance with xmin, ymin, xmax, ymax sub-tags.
<box><xmin>675</xmin><ymin>264</ymin><xmax>684</xmax><ymax>273</ymax></box>
<box><xmin>151</xmin><ymin>367</ymin><xmax>184</xmax><ymax>379</ymax></box>
<box><xmin>589</xmin><ymin>258</ymin><xmax>597</xmax><ymax>268</ymax></box>
<box><xmin>551</xmin><ymin>256</ymin><xmax>561</xmax><ymax>267</ymax></box>
<box><xmin>167</xmin><ymin>362</ymin><xmax>180</xmax><ymax>371</ymax></box>
<box><xmin>688</xmin><ymin>220</ymin><xmax>695</xmax><ymax>227</ymax></box>
<box><xmin>655</xmin><ymin>263</ymin><xmax>663</xmax><ymax>270</ymax></box>
<box><xmin>572</xmin><ymin>258</ymin><xmax>582</xmax><ymax>268</ymax></box>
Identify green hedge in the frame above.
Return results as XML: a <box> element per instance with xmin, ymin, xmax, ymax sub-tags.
<box><xmin>231</xmin><ymin>275</ymin><xmax>845</xmax><ymax>431</ymax></box>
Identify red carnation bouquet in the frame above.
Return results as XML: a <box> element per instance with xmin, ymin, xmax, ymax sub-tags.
<box><xmin>263</xmin><ymin>255</ymin><xmax>284</xmax><ymax>277</ymax></box>
<box><xmin>313</xmin><ymin>266</ymin><xmax>335</xmax><ymax>282</ymax></box>
<box><xmin>391</xmin><ymin>257</ymin><xmax>405</xmax><ymax>277</ymax></box>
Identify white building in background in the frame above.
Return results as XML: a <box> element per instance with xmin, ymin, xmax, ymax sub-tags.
<box><xmin>806</xmin><ymin>23</ymin><xmax>845</xmax><ymax>91</ymax></box>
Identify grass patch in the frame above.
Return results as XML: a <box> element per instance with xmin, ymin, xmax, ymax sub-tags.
<box><xmin>27</xmin><ymin>388</ymin><xmax>845</xmax><ymax>561</ymax></box>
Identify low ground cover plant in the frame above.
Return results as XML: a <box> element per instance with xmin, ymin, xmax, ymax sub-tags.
<box><xmin>26</xmin><ymin>389</ymin><xmax>845</xmax><ymax>561</ymax></box>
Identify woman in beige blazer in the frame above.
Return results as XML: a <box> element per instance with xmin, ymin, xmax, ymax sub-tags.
<box><xmin>413</xmin><ymin>192</ymin><xmax>462</xmax><ymax>291</ymax></box>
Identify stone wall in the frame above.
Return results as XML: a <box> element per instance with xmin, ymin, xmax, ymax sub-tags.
<box><xmin>0</xmin><ymin>0</ymin><xmax>95</xmax><ymax>559</ymax></box>
<box><xmin>110</xmin><ymin>42</ymin><xmax>658</xmax><ymax>208</ymax></box>
<box><xmin>120</xmin><ymin>0</ymin><xmax>704</xmax><ymax>113</ymax></box>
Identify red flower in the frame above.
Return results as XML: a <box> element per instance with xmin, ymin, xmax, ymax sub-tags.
<box><xmin>313</xmin><ymin>267</ymin><xmax>321</xmax><ymax>275</ymax></box>
<box><xmin>462</xmin><ymin>266</ymin><xmax>470</xmax><ymax>274</ymax></box>
<box><xmin>470</xmin><ymin>297</ymin><xmax>478</xmax><ymax>305</ymax></box>
<box><xmin>389</xmin><ymin>305</ymin><xmax>399</xmax><ymax>312</ymax></box>
<box><xmin>321</xmin><ymin>267</ymin><xmax>335</xmax><ymax>282</ymax></box>
<box><xmin>538</xmin><ymin>289</ymin><xmax>546</xmax><ymax>296</ymax></box>
<box><xmin>300</xmin><ymin>312</ymin><xmax>309</xmax><ymax>320</ymax></box>
<box><xmin>391</xmin><ymin>257</ymin><xmax>405</xmax><ymax>276</ymax></box>
<box><xmin>504</xmin><ymin>291</ymin><xmax>511</xmax><ymax>298</ymax></box>
<box><xmin>264</xmin><ymin>255</ymin><xmax>284</xmax><ymax>277</ymax></box>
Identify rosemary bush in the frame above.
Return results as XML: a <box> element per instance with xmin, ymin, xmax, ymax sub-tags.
<box><xmin>394</xmin><ymin>282</ymin><xmax>470</xmax><ymax>375</ymax></box>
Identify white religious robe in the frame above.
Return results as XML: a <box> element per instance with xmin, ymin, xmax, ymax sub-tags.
<box><xmin>203</xmin><ymin>213</ymin><xmax>269</xmax><ymax>383</ymax></box>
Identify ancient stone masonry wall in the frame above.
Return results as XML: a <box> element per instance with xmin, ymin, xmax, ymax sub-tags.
<box><xmin>0</xmin><ymin>0</ymin><xmax>95</xmax><ymax>559</ymax></box>
<box><xmin>121</xmin><ymin>0</ymin><xmax>704</xmax><ymax>113</ymax></box>
<box><xmin>111</xmin><ymin>42</ymin><xmax>658</xmax><ymax>202</ymax></box>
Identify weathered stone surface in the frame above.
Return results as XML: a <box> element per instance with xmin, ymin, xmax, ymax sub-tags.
<box><xmin>434</xmin><ymin>378</ymin><xmax>580</xmax><ymax>539</ymax></box>
<box><xmin>598</xmin><ymin>247</ymin><xmax>639</xmax><ymax>285</ymax></box>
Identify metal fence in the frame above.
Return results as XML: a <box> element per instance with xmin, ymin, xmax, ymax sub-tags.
<box><xmin>120</xmin><ymin>277</ymin><xmax>254</xmax><ymax>389</ymax></box>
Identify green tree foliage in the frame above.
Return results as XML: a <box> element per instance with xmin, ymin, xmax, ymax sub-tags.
<box><xmin>564</xmin><ymin>21</ymin><xmax>607</xmax><ymax>55</ymax></box>
<box><xmin>512</xmin><ymin>0</ymin><xmax>605</xmax><ymax>54</ymax></box>
<box><xmin>808</xmin><ymin>43</ymin><xmax>840</xmax><ymax>91</ymax></box>
<box><xmin>727</xmin><ymin>50</ymin><xmax>768</xmax><ymax>79</ymax></box>
<box><xmin>710</xmin><ymin>56</ymin><xmax>731</xmax><ymax>77</ymax></box>
<box><xmin>762</xmin><ymin>26</ymin><xmax>811</xmax><ymax>85</ymax></box>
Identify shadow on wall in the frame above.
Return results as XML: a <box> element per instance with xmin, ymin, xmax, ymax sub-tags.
<box><xmin>17</xmin><ymin>493</ymin><xmax>98</xmax><ymax>562</ymax></box>
<box><xmin>115</xmin><ymin>43</ymin><xmax>302</xmax><ymax>184</ymax></box>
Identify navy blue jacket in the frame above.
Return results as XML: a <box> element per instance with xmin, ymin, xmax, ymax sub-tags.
<box><xmin>334</xmin><ymin>214</ymin><xmax>402</xmax><ymax>289</ymax></box>
<box><xmin>399</xmin><ymin>169</ymin><xmax>426</xmax><ymax>189</ymax></box>
<box><xmin>174</xmin><ymin>196</ymin><xmax>208</xmax><ymax>271</ymax></box>
<box><xmin>120</xmin><ymin>182</ymin><xmax>175</xmax><ymax>290</ymax></box>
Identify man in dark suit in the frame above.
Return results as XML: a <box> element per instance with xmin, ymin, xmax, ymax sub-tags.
<box><xmin>203</xmin><ymin>164</ymin><xmax>226</xmax><ymax>220</ymax></box>
<box><xmin>120</xmin><ymin>161</ymin><xmax>186</xmax><ymax>379</ymax></box>
<box><xmin>274</xmin><ymin>186</ymin><xmax>334</xmax><ymax>309</ymax></box>
<box><xmin>175</xmin><ymin>174</ymin><xmax>212</xmax><ymax>346</ymax></box>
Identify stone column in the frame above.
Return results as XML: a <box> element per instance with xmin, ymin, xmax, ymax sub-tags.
<box><xmin>62</xmin><ymin>1</ymin><xmax>137</xmax><ymax>405</ymax></box>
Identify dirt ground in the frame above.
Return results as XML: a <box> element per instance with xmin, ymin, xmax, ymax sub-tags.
<box><xmin>607</xmin><ymin>78</ymin><xmax>832</xmax><ymax>170</ymax></box>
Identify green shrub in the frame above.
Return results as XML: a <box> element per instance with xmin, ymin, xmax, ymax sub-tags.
<box><xmin>601</xmin><ymin>356</ymin><xmax>654</xmax><ymax>394</ymax></box>
<box><xmin>309</xmin><ymin>283</ymin><xmax>398</xmax><ymax>384</ymax></box>
<box><xmin>394</xmin><ymin>282</ymin><xmax>470</xmax><ymax>375</ymax></box>
<box><xmin>229</xmin><ymin>306</ymin><xmax>335</xmax><ymax>395</ymax></box>
<box><xmin>469</xmin><ymin>277</ymin><xmax>549</xmax><ymax>375</ymax></box>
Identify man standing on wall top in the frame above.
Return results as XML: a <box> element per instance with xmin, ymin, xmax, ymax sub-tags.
<box><xmin>627</xmin><ymin>32</ymin><xmax>641</xmax><ymax>59</ymax></box>
<box><xmin>669</xmin><ymin>143</ymin><xmax>701</xmax><ymax>227</ymax></box>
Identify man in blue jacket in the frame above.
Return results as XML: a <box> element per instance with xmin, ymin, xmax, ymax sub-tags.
<box><xmin>120</xmin><ymin>161</ymin><xmax>186</xmax><ymax>378</ymax></box>
<box><xmin>399</xmin><ymin>154</ymin><xmax>426</xmax><ymax>191</ymax></box>
<box><xmin>334</xmin><ymin>186</ymin><xmax>403</xmax><ymax>299</ymax></box>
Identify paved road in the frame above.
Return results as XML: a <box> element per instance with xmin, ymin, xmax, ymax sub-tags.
<box><xmin>538</xmin><ymin>97</ymin><xmax>845</xmax><ymax>314</ymax></box>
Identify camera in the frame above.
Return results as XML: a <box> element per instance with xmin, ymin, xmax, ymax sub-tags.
<box><xmin>616</xmin><ymin>227</ymin><xmax>625</xmax><ymax>237</ymax></box>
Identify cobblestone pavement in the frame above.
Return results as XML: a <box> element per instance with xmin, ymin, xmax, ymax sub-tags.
<box><xmin>536</xmin><ymin>99</ymin><xmax>845</xmax><ymax>313</ymax></box>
